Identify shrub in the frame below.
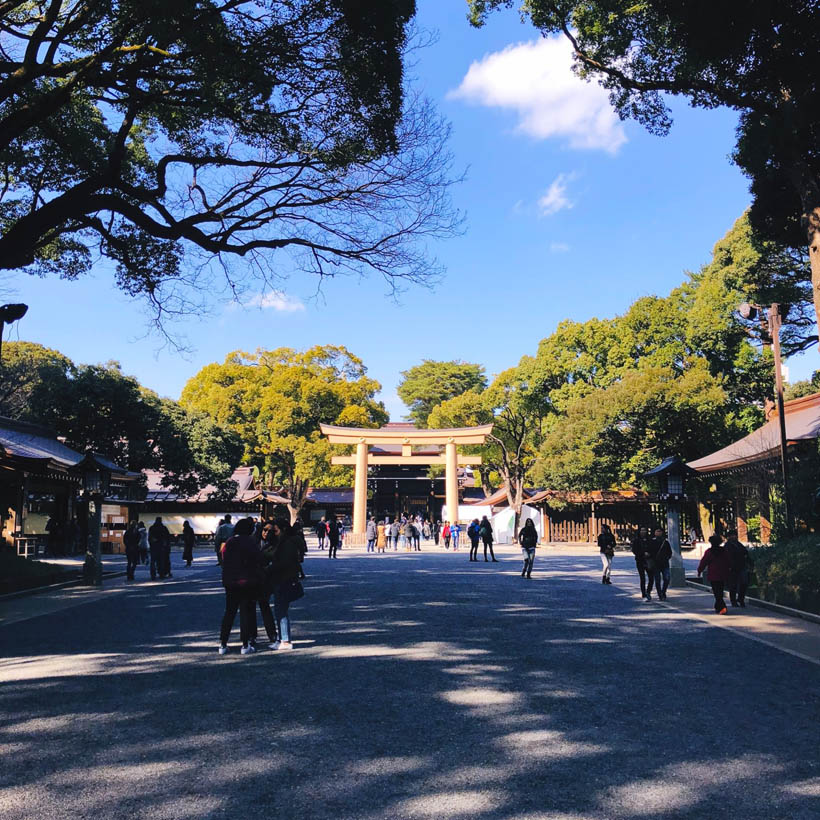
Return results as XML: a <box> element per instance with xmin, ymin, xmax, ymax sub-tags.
<box><xmin>749</xmin><ymin>534</ymin><xmax>820</xmax><ymax>614</ymax></box>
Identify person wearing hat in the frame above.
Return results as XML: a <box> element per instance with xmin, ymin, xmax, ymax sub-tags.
<box><xmin>697</xmin><ymin>534</ymin><xmax>731</xmax><ymax>614</ymax></box>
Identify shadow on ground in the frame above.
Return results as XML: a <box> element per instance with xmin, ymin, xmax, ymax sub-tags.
<box><xmin>1</xmin><ymin>551</ymin><xmax>818</xmax><ymax>819</ymax></box>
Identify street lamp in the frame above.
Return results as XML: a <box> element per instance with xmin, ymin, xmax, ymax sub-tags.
<box><xmin>643</xmin><ymin>456</ymin><xmax>697</xmax><ymax>588</ymax></box>
<box><xmin>737</xmin><ymin>301</ymin><xmax>793</xmax><ymax>537</ymax></box>
<box><xmin>0</xmin><ymin>302</ymin><xmax>28</xmax><ymax>362</ymax></box>
<box><xmin>80</xmin><ymin>455</ymin><xmax>112</xmax><ymax>587</ymax></box>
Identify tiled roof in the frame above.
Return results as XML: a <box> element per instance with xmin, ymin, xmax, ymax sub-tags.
<box><xmin>689</xmin><ymin>391</ymin><xmax>820</xmax><ymax>474</ymax></box>
<box><xmin>0</xmin><ymin>417</ymin><xmax>83</xmax><ymax>468</ymax></box>
<box><xmin>143</xmin><ymin>466</ymin><xmax>259</xmax><ymax>503</ymax></box>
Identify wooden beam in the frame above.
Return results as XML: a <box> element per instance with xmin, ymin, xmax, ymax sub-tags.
<box><xmin>320</xmin><ymin>423</ymin><xmax>493</xmax><ymax>445</ymax></box>
<box><xmin>331</xmin><ymin>455</ymin><xmax>482</xmax><ymax>466</ymax></box>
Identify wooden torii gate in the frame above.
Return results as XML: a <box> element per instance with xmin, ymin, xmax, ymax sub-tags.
<box><xmin>319</xmin><ymin>424</ymin><xmax>493</xmax><ymax>536</ymax></box>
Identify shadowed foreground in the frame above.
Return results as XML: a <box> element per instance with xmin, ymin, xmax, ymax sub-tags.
<box><xmin>1</xmin><ymin>548</ymin><xmax>818</xmax><ymax>819</ymax></box>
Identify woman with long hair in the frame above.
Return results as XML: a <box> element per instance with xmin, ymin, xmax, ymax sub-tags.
<box><xmin>266</xmin><ymin>518</ymin><xmax>303</xmax><ymax>650</ymax></box>
<box><xmin>182</xmin><ymin>520</ymin><xmax>195</xmax><ymax>567</ymax></box>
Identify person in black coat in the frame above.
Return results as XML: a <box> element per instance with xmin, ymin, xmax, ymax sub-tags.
<box><xmin>148</xmin><ymin>517</ymin><xmax>171</xmax><ymax>580</ymax></box>
<box><xmin>266</xmin><ymin>519</ymin><xmax>303</xmax><ymax>650</ymax></box>
<box><xmin>648</xmin><ymin>527</ymin><xmax>673</xmax><ymax>601</ymax></box>
<box><xmin>182</xmin><ymin>520</ymin><xmax>195</xmax><ymax>567</ymax></box>
<box><xmin>597</xmin><ymin>524</ymin><xmax>616</xmax><ymax>585</ymax></box>
<box><xmin>467</xmin><ymin>519</ymin><xmax>481</xmax><ymax>561</ymax></box>
<box><xmin>479</xmin><ymin>516</ymin><xmax>498</xmax><ymax>562</ymax></box>
<box><xmin>631</xmin><ymin>527</ymin><xmax>652</xmax><ymax>601</ymax></box>
<box><xmin>327</xmin><ymin>518</ymin><xmax>340</xmax><ymax>558</ymax></box>
<box><xmin>219</xmin><ymin>517</ymin><xmax>265</xmax><ymax>655</ymax></box>
<box><xmin>725</xmin><ymin>529</ymin><xmax>752</xmax><ymax>607</ymax></box>
<box><xmin>123</xmin><ymin>520</ymin><xmax>141</xmax><ymax>580</ymax></box>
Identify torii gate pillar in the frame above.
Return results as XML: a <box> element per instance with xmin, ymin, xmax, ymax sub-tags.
<box><xmin>445</xmin><ymin>440</ymin><xmax>458</xmax><ymax>524</ymax></box>
<box><xmin>353</xmin><ymin>440</ymin><xmax>368</xmax><ymax>534</ymax></box>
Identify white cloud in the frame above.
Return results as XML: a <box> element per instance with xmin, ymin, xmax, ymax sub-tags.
<box><xmin>244</xmin><ymin>292</ymin><xmax>305</xmax><ymax>312</ymax></box>
<box><xmin>549</xmin><ymin>241</ymin><xmax>571</xmax><ymax>253</ymax></box>
<box><xmin>448</xmin><ymin>36</ymin><xmax>626</xmax><ymax>153</ymax></box>
<box><xmin>538</xmin><ymin>173</ymin><xmax>576</xmax><ymax>216</ymax></box>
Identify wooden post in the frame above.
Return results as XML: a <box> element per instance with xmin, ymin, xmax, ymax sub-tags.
<box><xmin>353</xmin><ymin>439</ymin><xmax>368</xmax><ymax>535</ymax></box>
<box><xmin>445</xmin><ymin>440</ymin><xmax>458</xmax><ymax>523</ymax></box>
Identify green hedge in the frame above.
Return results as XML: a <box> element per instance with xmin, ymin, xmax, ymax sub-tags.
<box><xmin>749</xmin><ymin>535</ymin><xmax>820</xmax><ymax>615</ymax></box>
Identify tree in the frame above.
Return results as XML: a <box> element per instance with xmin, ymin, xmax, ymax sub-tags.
<box><xmin>181</xmin><ymin>345</ymin><xmax>387</xmax><ymax>522</ymax></box>
<box><xmin>535</xmin><ymin>363</ymin><xmax>730</xmax><ymax>491</ymax></box>
<box><xmin>0</xmin><ymin>1</ymin><xmax>460</xmax><ymax>326</ymax></box>
<box><xmin>0</xmin><ymin>341</ymin><xmax>243</xmax><ymax>493</ymax></box>
<box><xmin>469</xmin><ymin>1</ymin><xmax>820</xmax><ymax>339</ymax></box>
<box><xmin>397</xmin><ymin>359</ymin><xmax>487</xmax><ymax>426</ymax></box>
<box><xmin>0</xmin><ymin>341</ymin><xmax>73</xmax><ymax>421</ymax></box>
<box><xmin>428</xmin><ymin>364</ymin><xmax>543</xmax><ymax>531</ymax></box>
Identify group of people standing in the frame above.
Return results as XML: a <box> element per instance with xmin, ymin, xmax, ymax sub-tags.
<box><xmin>122</xmin><ymin>517</ymin><xmax>190</xmax><ymax>581</ymax></box>
<box><xmin>217</xmin><ymin>515</ymin><xmax>307</xmax><ymax>654</ymax></box>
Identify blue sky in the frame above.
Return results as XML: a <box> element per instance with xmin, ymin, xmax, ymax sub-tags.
<box><xmin>4</xmin><ymin>1</ymin><xmax>816</xmax><ymax>416</ymax></box>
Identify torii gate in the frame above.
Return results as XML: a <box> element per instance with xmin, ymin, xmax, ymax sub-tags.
<box><xmin>319</xmin><ymin>424</ymin><xmax>493</xmax><ymax>535</ymax></box>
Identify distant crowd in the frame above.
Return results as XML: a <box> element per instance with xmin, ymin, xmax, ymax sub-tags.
<box><xmin>115</xmin><ymin>511</ymin><xmax>754</xmax><ymax>657</ymax></box>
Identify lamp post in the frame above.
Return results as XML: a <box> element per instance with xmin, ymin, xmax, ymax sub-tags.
<box><xmin>643</xmin><ymin>456</ymin><xmax>697</xmax><ymax>588</ymax></box>
<box><xmin>80</xmin><ymin>456</ymin><xmax>111</xmax><ymax>587</ymax></box>
<box><xmin>0</xmin><ymin>303</ymin><xmax>28</xmax><ymax>363</ymax></box>
<box><xmin>738</xmin><ymin>301</ymin><xmax>794</xmax><ymax>537</ymax></box>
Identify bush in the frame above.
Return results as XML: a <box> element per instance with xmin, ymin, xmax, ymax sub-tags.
<box><xmin>749</xmin><ymin>535</ymin><xmax>820</xmax><ymax>614</ymax></box>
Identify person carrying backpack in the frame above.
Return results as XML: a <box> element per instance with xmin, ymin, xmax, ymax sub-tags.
<box><xmin>518</xmin><ymin>519</ymin><xmax>538</xmax><ymax>579</ymax></box>
<box><xmin>467</xmin><ymin>519</ymin><xmax>481</xmax><ymax>561</ymax></box>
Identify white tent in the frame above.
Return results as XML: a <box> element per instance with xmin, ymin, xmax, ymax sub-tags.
<box><xmin>490</xmin><ymin>505</ymin><xmax>542</xmax><ymax>544</ymax></box>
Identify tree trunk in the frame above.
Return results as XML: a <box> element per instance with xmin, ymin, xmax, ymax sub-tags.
<box><xmin>286</xmin><ymin>476</ymin><xmax>309</xmax><ymax>525</ymax></box>
<box><xmin>478</xmin><ymin>465</ymin><xmax>492</xmax><ymax>499</ymax></box>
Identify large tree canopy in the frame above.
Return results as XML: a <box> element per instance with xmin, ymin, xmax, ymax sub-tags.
<box><xmin>180</xmin><ymin>345</ymin><xmax>387</xmax><ymax>521</ymax></box>
<box><xmin>469</xmin><ymin>0</ymin><xmax>820</xmax><ymax>340</ymax></box>
<box><xmin>0</xmin><ymin>1</ymin><xmax>459</xmax><ymax>323</ymax></box>
<box><xmin>0</xmin><ymin>341</ymin><xmax>243</xmax><ymax>495</ymax></box>
<box><xmin>397</xmin><ymin>359</ymin><xmax>487</xmax><ymax>426</ymax></box>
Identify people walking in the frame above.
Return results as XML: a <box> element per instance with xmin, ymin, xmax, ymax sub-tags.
<box><xmin>467</xmin><ymin>518</ymin><xmax>481</xmax><ymax>561</ymax></box>
<box><xmin>518</xmin><ymin>519</ymin><xmax>538</xmax><ymax>578</ymax></box>
<box><xmin>697</xmin><ymin>534</ymin><xmax>731</xmax><ymax>614</ymax></box>
<box><xmin>327</xmin><ymin>518</ymin><xmax>340</xmax><ymax>558</ymax></box>
<box><xmin>366</xmin><ymin>516</ymin><xmax>377</xmax><ymax>553</ymax></box>
<box><xmin>649</xmin><ymin>527</ymin><xmax>672</xmax><ymax>600</ymax></box>
<box><xmin>123</xmin><ymin>520</ymin><xmax>141</xmax><ymax>580</ymax></box>
<box><xmin>315</xmin><ymin>518</ymin><xmax>327</xmax><ymax>550</ymax></box>
<box><xmin>214</xmin><ymin>514</ymin><xmax>234</xmax><ymax>567</ymax></box>
<box><xmin>631</xmin><ymin>526</ymin><xmax>652</xmax><ymax>600</ymax></box>
<box><xmin>479</xmin><ymin>515</ymin><xmax>498</xmax><ymax>562</ymax></box>
<box><xmin>725</xmin><ymin>530</ymin><xmax>752</xmax><ymax>608</ymax></box>
<box><xmin>598</xmin><ymin>524</ymin><xmax>616</xmax><ymax>585</ymax></box>
<box><xmin>443</xmin><ymin>521</ymin><xmax>451</xmax><ymax>549</ymax></box>
<box><xmin>218</xmin><ymin>517</ymin><xmax>264</xmax><ymax>655</ymax></box>
<box><xmin>182</xmin><ymin>520</ymin><xmax>195</xmax><ymax>567</ymax></box>
<box><xmin>148</xmin><ymin>517</ymin><xmax>171</xmax><ymax>580</ymax></box>
<box><xmin>266</xmin><ymin>518</ymin><xmax>303</xmax><ymax>650</ymax></box>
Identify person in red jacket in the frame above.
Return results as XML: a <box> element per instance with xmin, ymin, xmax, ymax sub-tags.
<box><xmin>697</xmin><ymin>534</ymin><xmax>731</xmax><ymax>614</ymax></box>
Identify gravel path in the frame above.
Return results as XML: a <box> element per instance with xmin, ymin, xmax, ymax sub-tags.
<box><xmin>1</xmin><ymin>546</ymin><xmax>818</xmax><ymax>820</ymax></box>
